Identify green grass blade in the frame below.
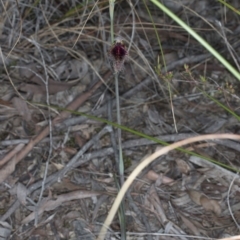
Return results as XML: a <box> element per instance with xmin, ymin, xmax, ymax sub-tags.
<box><xmin>202</xmin><ymin>91</ymin><xmax>240</xmax><ymax>122</ymax></box>
<box><xmin>218</xmin><ymin>0</ymin><xmax>240</xmax><ymax>15</ymax></box>
<box><xmin>42</xmin><ymin>104</ymin><xmax>239</xmax><ymax>173</ymax></box>
<box><xmin>149</xmin><ymin>0</ymin><xmax>240</xmax><ymax>81</ymax></box>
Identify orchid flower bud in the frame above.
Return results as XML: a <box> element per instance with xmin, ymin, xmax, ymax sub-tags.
<box><xmin>109</xmin><ymin>37</ymin><xmax>128</xmax><ymax>73</ymax></box>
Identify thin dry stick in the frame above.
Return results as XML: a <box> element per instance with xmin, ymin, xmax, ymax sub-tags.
<box><xmin>219</xmin><ymin>236</ymin><xmax>240</xmax><ymax>240</ymax></box>
<box><xmin>29</xmin><ymin>38</ymin><xmax>53</xmax><ymax>227</ymax></box>
<box><xmin>0</xmin><ymin>77</ymin><xmax>106</xmax><ymax>184</ymax></box>
<box><xmin>97</xmin><ymin>133</ymin><xmax>240</xmax><ymax>240</ymax></box>
<box><xmin>60</xmin><ymin>77</ymin><xmax>152</xmax><ymax>128</ymax></box>
<box><xmin>0</xmin><ymin>144</ymin><xmax>25</xmax><ymax>167</ymax></box>
<box><xmin>227</xmin><ymin>174</ymin><xmax>240</xmax><ymax>230</ymax></box>
<box><xmin>0</xmin><ymin>126</ymin><xmax>111</xmax><ymax>222</ymax></box>
<box><xmin>73</xmin><ymin>0</ymin><xmax>99</xmax><ymax>48</ymax></box>
<box><xmin>6</xmin><ymin>0</ymin><xmax>22</xmax><ymax>60</ymax></box>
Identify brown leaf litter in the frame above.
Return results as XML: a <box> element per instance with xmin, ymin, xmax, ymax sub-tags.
<box><xmin>1</xmin><ymin>0</ymin><xmax>240</xmax><ymax>239</ymax></box>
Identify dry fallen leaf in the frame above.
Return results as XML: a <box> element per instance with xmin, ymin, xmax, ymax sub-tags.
<box><xmin>187</xmin><ymin>189</ymin><xmax>202</xmax><ymax>205</ymax></box>
<box><xmin>51</xmin><ymin>162</ymin><xmax>64</xmax><ymax>170</ymax></box>
<box><xmin>146</xmin><ymin>170</ymin><xmax>159</xmax><ymax>181</ymax></box>
<box><xmin>146</xmin><ymin>170</ymin><xmax>174</xmax><ymax>184</ymax></box>
<box><xmin>175</xmin><ymin>158</ymin><xmax>191</xmax><ymax>175</ymax></box>
<box><xmin>16</xmin><ymin>58</ymin><xmax>88</xmax><ymax>96</ymax></box>
<box><xmin>200</xmin><ymin>195</ymin><xmax>221</xmax><ymax>215</ymax></box>
<box><xmin>22</xmin><ymin>190</ymin><xmax>101</xmax><ymax>224</ymax></box>
<box><xmin>9</xmin><ymin>182</ymin><xmax>28</xmax><ymax>206</ymax></box>
<box><xmin>52</xmin><ymin>178</ymin><xmax>82</xmax><ymax>192</ymax></box>
<box><xmin>187</xmin><ymin>189</ymin><xmax>221</xmax><ymax>215</ymax></box>
<box><xmin>16</xmin><ymin>182</ymin><xmax>28</xmax><ymax>206</ymax></box>
<box><xmin>180</xmin><ymin>214</ymin><xmax>200</xmax><ymax>236</ymax></box>
<box><xmin>12</xmin><ymin>97</ymin><xmax>31</xmax><ymax>121</ymax></box>
<box><xmin>19</xmin><ymin>77</ymin><xmax>80</xmax><ymax>95</ymax></box>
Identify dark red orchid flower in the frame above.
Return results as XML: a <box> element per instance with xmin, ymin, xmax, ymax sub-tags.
<box><xmin>109</xmin><ymin>37</ymin><xmax>128</xmax><ymax>73</ymax></box>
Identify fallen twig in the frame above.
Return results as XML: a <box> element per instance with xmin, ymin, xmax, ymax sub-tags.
<box><xmin>0</xmin><ymin>74</ymin><xmax>108</xmax><ymax>184</ymax></box>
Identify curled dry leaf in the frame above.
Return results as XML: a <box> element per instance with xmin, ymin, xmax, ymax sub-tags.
<box><xmin>187</xmin><ymin>189</ymin><xmax>204</xmax><ymax>205</ymax></box>
<box><xmin>52</xmin><ymin>178</ymin><xmax>81</xmax><ymax>192</ymax></box>
<box><xmin>175</xmin><ymin>159</ymin><xmax>191</xmax><ymax>175</ymax></box>
<box><xmin>146</xmin><ymin>170</ymin><xmax>174</xmax><ymax>184</ymax></box>
<box><xmin>62</xmin><ymin>147</ymin><xmax>77</xmax><ymax>155</ymax></box>
<box><xmin>187</xmin><ymin>189</ymin><xmax>221</xmax><ymax>215</ymax></box>
<box><xmin>51</xmin><ymin>162</ymin><xmax>64</xmax><ymax>170</ymax></box>
<box><xmin>146</xmin><ymin>170</ymin><xmax>159</xmax><ymax>181</ymax></box>
<box><xmin>200</xmin><ymin>195</ymin><xmax>221</xmax><ymax>215</ymax></box>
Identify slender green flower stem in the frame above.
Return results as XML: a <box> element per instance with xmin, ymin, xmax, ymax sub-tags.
<box><xmin>33</xmin><ymin>102</ymin><xmax>240</xmax><ymax>173</ymax></box>
<box><xmin>115</xmin><ymin>64</ymin><xmax>126</xmax><ymax>240</ymax></box>
<box><xmin>115</xmin><ymin>73</ymin><xmax>124</xmax><ymax>184</ymax></box>
<box><xmin>109</xmin><ymin>0</ymin><xmax>126</xmax><ymax>238</ymax></box>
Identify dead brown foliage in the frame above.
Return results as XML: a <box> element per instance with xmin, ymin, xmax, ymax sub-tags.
<box><xmin>0</xmin><ymin>0</ymin><xmax>240</xmax><ymax>239</ymax></box>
